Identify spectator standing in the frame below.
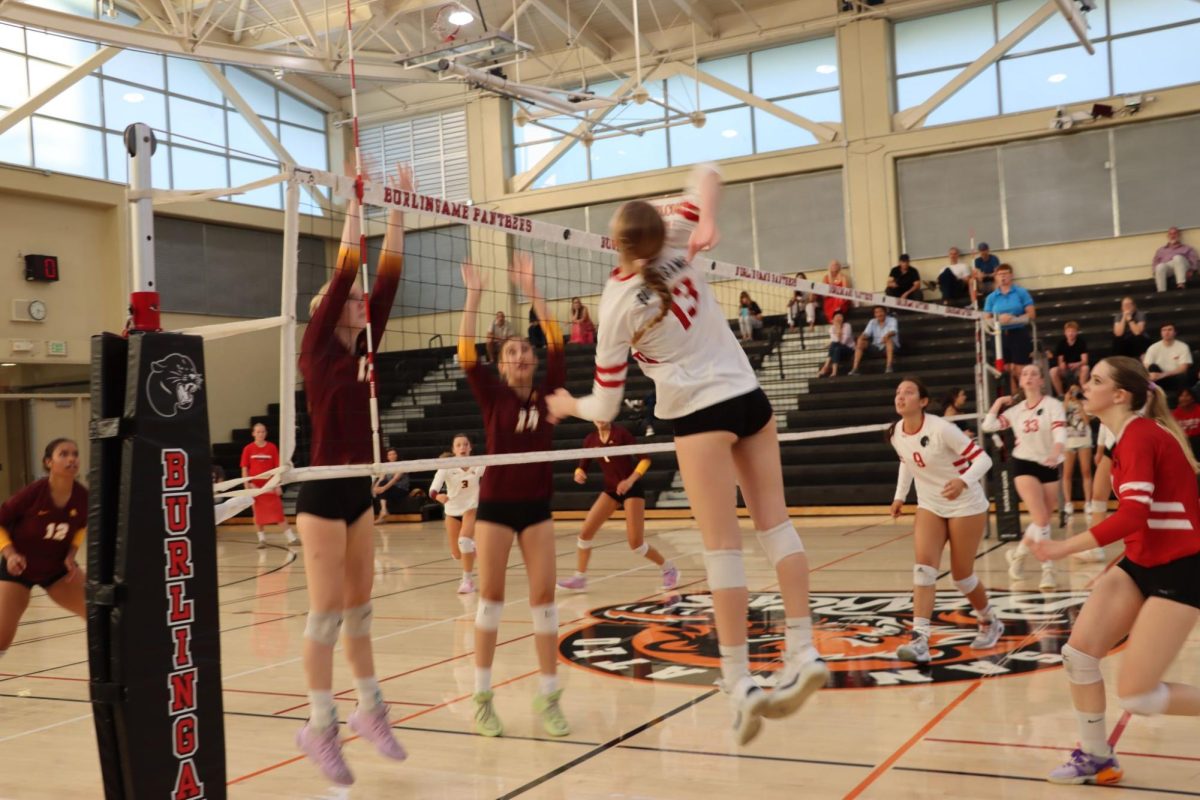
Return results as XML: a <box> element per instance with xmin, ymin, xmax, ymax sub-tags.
<box><xmin>1152</xmin><ymin>227</ymin><xmax>1198</xmax><ymax>292</ymax></box>
<box><xmin>849</xmin><ymin>305</ymin><xmax>900</xmax><ymax>375</ymax></box>
<box><xmin>1171</xmin><ymin>387</ymin><xmax>1200</xmax><ymax>461</ymax></box>
<box><xmin>982</xmin><ymin>264</ymin><xmax>1036</xmax><ymax>394</ymax></box>
<box><xmin>240</xmin><ymin>422</ymin><xmax>299</xmax><ymax>548</ymax></box>
<box><xmin>936</xmin><ymin>247</ymin><xmax>971</xmax><ymax>304</ymax></box>
<box><xmin>486</xmin><ymin>311</ymin><xmax>515</xmax><ymax>363</ymax></box>
<box><xmin>1061</xmin><ymin>386</ymin><xmax>1093</xmax><ymax>518</ymax></box>
<box><xmin>1111</xmin><ymin>296</ymin><xmax>1149</xmax><ymax>359</ymax></box>
<box><xmin>972</xmin><ymin>242</ymin><xmax>1000</xmax><ymax>303</ymax></box>
<box><xmin>1050</xmin><ymin>321</ymin><xmax>1090</xmax><ymax>397</ymax></box>
<box><xmin>1143</xmin><ymin>323</ymin><xmax>1193</xmax><ymax>393</ymax></box>
<box><xmin>569</xmin><ymin>297</ymin><xmax>596</xmax><ymax>345</ymax></box>
<box><xmin>817</xmin><ymin>310</ymin><xmax>854</xmax><ymax>378</ymax></box>
<box><xmin>786</xmin><ymin>273</ymin><xmax>816</xmax><ymax>336</ymax></box>
<box><xmin>886</xmin><ymin>255</ymin><xmax>923</xmax><ymax>302</ymax></box>
<box><xmin>821</xmin><ymin>260</ymin><xmax>852</xmax><ymax>324</ymax></box>
<box><xmin>737</xmin><ymin>291</ymin><xmax>764</xmax><ymax>341</ymax></box>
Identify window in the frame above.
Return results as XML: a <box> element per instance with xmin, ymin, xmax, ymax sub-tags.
<box><xmin>359</xmin><ymin>108</ymin><xmax>470</xmax><ymax>202</ymax></box>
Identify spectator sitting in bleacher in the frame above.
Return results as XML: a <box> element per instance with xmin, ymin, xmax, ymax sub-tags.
<box><xmin>786</xmin><ymin>273</ymin><xmax>817</xmax><ymax>335</ymax></box>
<box><xmin>1152</xmin><ymin>226</ymin><xmax>1198</xmax><ymax>292</ymax></box>
<box><xmin>569</xmin><ymin>297</ymin><xmax>596</xmax><ymax>345</ymax></box>
<box><xmin>737</xmin><ymin>291</ymin><xmax>764</xmax><ymax>341</ymax></box>
<box><xmin>1049</xmin><ymin>320</ymin><xmax>1090</xmax><ymax>397</ymax></box>
<box><xmin>486</xmin><ymin>310</ymin><xmax>515</xmax><ymax>363</ymax></box>
<box><xmin>1171</xmin><ymin>387</ymin><xmax>1200</xmax><ymax>460</ymax></box>
<box><xmin>1143</xmin><ymin>323</ymin><xmax>1193</xmax><ymax>394</ymax></box>
<box><xmin>936</xmin><ymin>247</ymin><xmax>971</xmax><ymax>304</ymax></box>
<box><xmin>1111</xmin><ymin>296</ymin><xmax>1149</xmax><ymax>359</ymax></box>
<box><xmin>822</xmin><ymin>259</ymin><xmax>853</xmax><ymax>324</ymax></box>
<box><xmin>373</xmin><ymin>447</ymin><xmax>410</xmax><ymax>522</ymax></box>
<box><xmin>941</xmin><ymin>387</ymin><xmax>968</xmax><ymax>419</ymax></box>
<box><xmin>972</xmin><ymin>242</ymin><xmax>1000</xmax><ymax>304</ymax></box>
<box><xmin>886</xmin><ymin>254</ymin><xmax>923</xmax><ymax>302</ymax></box>
<box><xmin>982</xmin><ymin>263</ymin><xmax>1036</xmax><ymax>394</ymax></box>
<box><xmin>848</xmin><ymin>305</ymin><xmax>899</xmax><ymax>375</ymax></box>
<box><xmin>817</xmin><ymin>310</ymin><xmax>854</xmax><ymax>378</ymax></box>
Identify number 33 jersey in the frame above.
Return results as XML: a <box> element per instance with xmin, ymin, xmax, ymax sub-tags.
<box><xmin>0</xmin><ymin>478</ymin><xmax>87</xmax><ymax>582</ymax></box>
<box><xmin>987</xmin><ymin>396</ymin><xmax>1067</xmax><ymax>465</ymax></box>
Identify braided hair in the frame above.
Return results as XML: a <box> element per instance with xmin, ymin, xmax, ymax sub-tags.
<box><xmin>612</xmin><ymin>201</ymin><xmax>670</xmax><ymax>346</ymax></box>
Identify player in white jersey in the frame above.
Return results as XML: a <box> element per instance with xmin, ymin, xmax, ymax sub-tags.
<box><xmin>982</xmin><ymin>364</ymin><xmax>1067</xmax><ymax>589</ymax></box>
<box><xmin>428</xmin><ymin>434</ymin><xmax>485</xmax><ymax>594</ymax></box>
<box><xmin>889</xmin><ymin>378</ymin><xmax>1004</xmax><ymax>663</ymax></box>
<box><xmin>547</xmin><ymin>165</ymin><xmax>828</xmax><ymax>746</ymax></box>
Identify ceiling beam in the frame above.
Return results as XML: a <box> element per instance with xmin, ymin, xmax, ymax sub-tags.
<box><xmin>529</xmin><ymin>0</ymin><xmax>612</xmax><ymax>62</ymax></box>
<box><xmin>279</xmin><ymin>73</ymin><xmax>341</xmax><ymax>111</ymax></box>
<box><xmin>669</xmin><ymin>0</ymin><xmax>715</xmax><ymax>39</ymax></box>
<box><xmin>0</xmin><ymin>47</ymin><xmax>119</xmax><ymax>135</ymax></box>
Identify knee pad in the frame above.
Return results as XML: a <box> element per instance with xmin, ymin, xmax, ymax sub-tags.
<box><xmin>954</xmin><ymin>574</ymin><xmax>979</xmax><ymax>595</ymax></box>
<box><xmin>304</xmin><ymin>610</ymin><xmax>343</xmax><ymax>646</ymax></box>
<box><xmin>576</xmin><ymin>536</ymin><xmax>593</xmax><ymax>550</ymax></box>
<box><xmin>631</xmin><ymin>541</ymin><xmax>649</xmax><ymax>557</ymax></box>
<box><xmin>1062</xmin><ymin>644</ymin><xmax>1103</xmax><ymax>685</ymax></box>
<box><xmin>530</xmin><ymin>603</ymin><xmax>558</xmax><ymax>635</ymax></box>
<box><xmin>1120</xmin><ymin>683</ymin><xmax>1169</xmax><ymax>716</ymax></box>
<box><xmin>703</xmin><ymin>549</ymin><xmax>746</xmax><ymax>591</ymax></box>
<box><xmin>458</xmin><ymin>536</ymin><xmax>475</xmax><ymax>554</ymax></box>
<box><xmin>913</xmin><ymin>564</ymin><xmax>939</xmax><ymax>587</ymax></box>
<box><xmin>343</xmin><ymin>603</ymin><xmax>373</xmax><ymax>638</ymax></box>
<box><xmin>475</xmin><ymin>599</ymin><xmax>503</xmax><ymax>632</ymax></box>
<box><xmin>756</xmin><ymin>521</ymin><xmax>804</xmax><ymax>567</ymax></box>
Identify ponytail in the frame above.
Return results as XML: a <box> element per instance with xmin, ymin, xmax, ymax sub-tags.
<box><xmin>631</xmin><ymin>261</ymin><xmax>673</xmax><ymax>346</ymax></box>
<box><xmin>1103</xmin><ymin>355</ymin><xmax>1200</xmax><ymax>474</ymax></box>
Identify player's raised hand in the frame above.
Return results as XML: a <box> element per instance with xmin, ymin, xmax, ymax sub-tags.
<box><xmin>509</xmin><ymin>252</ymin><xmax>537</xmax><ymax>298</ymax></box>
<box><xmin>461</xmin><ymin>260</ymin><xmax>486</xmax><ymax>294</ymax></box>
<box><xmin>390</xmin><ymin>163</ymin><xmax>415</xmax><ymax>193</ymax></box>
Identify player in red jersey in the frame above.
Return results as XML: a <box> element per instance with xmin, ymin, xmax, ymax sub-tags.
<box><xmin>240</xmin><ymin>422</ymin><xmax>298</xmax><ymax>548</ymax></box>
<box><xmin>1026</xmin><ymin>357</ymin><xmax>1200</xmax><ymax>786</ymax></box>
<box><xmin>0</xmin><ymin>438</ymin><xmax>87</xmax><ymax>657</ymax></box>
<box><xmin>458</xmin><ymin>253</ymin><xmax>569</xmax><ymax>739</ymax></box>
<box><xmin>557</xmin><ymin>421</ymin><xmax>677</xmax><ymax>592</ymax></box>
<box><xmin>292</xmin><ymin>165</ymin><xmax>411</xmax><ymax>786</ymax></box>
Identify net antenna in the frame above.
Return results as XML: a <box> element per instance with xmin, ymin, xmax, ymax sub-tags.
<box><xmin>1052</xmin><ymin>0</ymin><xmax>1096</xmax><ymax>54</ymax></box>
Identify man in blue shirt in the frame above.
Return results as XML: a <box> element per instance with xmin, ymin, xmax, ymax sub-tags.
<box><xmin>972</xmin><ymin>242</ymin><xmax>1001</xmax><ymax>304</ymax></box>
<box><xmin>849</xmin><ymin>305</ymin><xmax>900</xmax><ymax>375</ymax></box>
<box><xmin>983</xmin><ymin>263</ymin><xmax>1036</xmax><ymax>393</ymax></box>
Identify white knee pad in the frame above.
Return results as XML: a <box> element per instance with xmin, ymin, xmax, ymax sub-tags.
<box><xmin>304</xmin><ymin>610</ymin><xmax>343</xmax><ymax>646</ymax></box>
<box><xmin>1119</xmin><ymin>683</ymin><xmax>1169</xmax><ymax>716</ymax></box>
<box><xmin>343</xmin><ymin>603</ymin><xmax>372</xmax><ymax>638</ymax></box>
<box><xmin>1061</xmin><ymin>644</ymin><xmax>1103</xmax><ymax>685</ymax></box>
<box><xmin>954</xmin><ymin>574</ymin><xmax>979</xmax><ymax>595</ymax></box>
<box><xmin>631</xmin><ymin>541</ymin><xmax>649</xmax><ymax>557</ymax></box>
<box><xmin>756</xmin><ymin>521</ymin><xmax>804</xmax><ymax>567</ymax></box>
<box><xmin>913</xmin><ymin>564</ymin><xmax>939</xmax><ymax>587</ymax></box>
<box><xmin>530</xmin><ymin>603</ymin><xmax>558</xmax><ymax>635</ymax></box>
<box><xmin>475</xmin><ymin>599</ymin><xmax>503</xmax><ymax>632</ymax></box>
<box><xmin>458</xmin><ymin>536</ymin><xmax>475</xmax><ymax>554</ymax></box>
<box><xmin>576</xmin><ymin>537</ymin><xmax>593</xmax><ymax>550</ymax></box>
<box><xmin>703</xmin><ymin>549</ymin><xmax>746</xmax><ymax>591</ymax></box>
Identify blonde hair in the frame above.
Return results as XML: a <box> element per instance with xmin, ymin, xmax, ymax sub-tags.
<box><xmin>612</xmin><ymin>201</ymin><xmax>669</xmax><ymax>346</ymax></box>
<box><xmin>1103</xmin><ymin>356</ymin><xmax>1200</xmax><ymax>473</ymax></box>
<box><xmin>309</xmin><ymin>280</ymin><xmax>332</xmax><ymax>317</ymax></box>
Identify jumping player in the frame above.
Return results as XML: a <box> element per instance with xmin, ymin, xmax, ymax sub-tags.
<box><xmin>547</xmin><ymin>165</ymin><xmax>828</xmax><ymax>746</ymax></box>
<box><xmin>240</xmin><ymin>422</ymin><xmax>298</xmax><ymax>547</ymax></box>
<box><xmin>428</xmin><ymin>434</ymin><xmax>484</xmax><ymax>594</ymax></box>
<box><xmin>459</xmin><ymin>253</ymin><xmax>569</xmax><ymax>739</ymax></box>
<box><xmin>292</xmin><ymin>165</ymin><xmax>410</xmax><ymax>785</ymax></box>
<box><xmin>1027</xmin><ymin>357</ymin><xmax>1200</xmax><ymax>785</ymax></box>
<box><xmin>888</xmin><ymin>378</ymin><xmax>1004</xmax><ymax>663</ymax></box>
<box><xmin>557</xmin><ymin>420</ymin><xmax>678</xmax><ymax>591</ymax></box>
<box><xmin>0</xmin><ymin>438</ymin><xmax>87</xmax><ymax>656</ymax></box>
<box><xmin>982</xmin><ymin>364</ymin><xmax>1066</xmax><ymax>590</ymax></box>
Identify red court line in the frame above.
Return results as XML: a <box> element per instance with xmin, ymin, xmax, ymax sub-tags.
<box><xmin>1109</xmin><ymin>710</ymin><xmax>1132</xmax><ymax>747</ymax></box>
<box><xmin>761</xmin><ymin>530</ymin><xmax>914</xmax><ymax>590</ymax></box>
<box><xmin>926</xmin><ymin>735</ymin><xmax>1200</xmax><ymax>764</ymax></box>
<box><xmin>842</xmin><ymin>681</ymin><xmax>980</xmax><ymax>799</ymax></box>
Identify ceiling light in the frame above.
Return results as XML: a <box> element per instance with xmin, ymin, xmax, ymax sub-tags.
<box><xmin>0</xmin><ymin>362</ymin><xmax>16</xmax><ymax>368</ymax></box>
<box><xmin>816</xmin><ymin>64</ymin><xmax>837</xmax><ymax>74</ymax></box>
<box><xmin>1048</xmin><ymin>73</ymin><xmax>1067</xmax><ymax>83</ymax></box>
<box><xmin>1063</xmin><ymin>265</ymin><xmax>1075</xmax><ymax>275</ymax></box>
<box><xmin>446</xmin><ymin>3</ymin><xmax>474</xmax><ymax>25</ymax></box>
<box><xmin>122</xmin><ymin>92</ymin><xmax>144</xmax><ymax>103</ymax></box>
<box><xmin>721</xmin><ymin>129</ymin><xmax>738</xmax><ymax>138</ymax></box>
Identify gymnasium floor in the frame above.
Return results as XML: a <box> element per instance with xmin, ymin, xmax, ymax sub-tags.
<box><xmin>4</xmin><ymin>513</ymin><xmax>1199</xmax><ymax>799</ymax></box>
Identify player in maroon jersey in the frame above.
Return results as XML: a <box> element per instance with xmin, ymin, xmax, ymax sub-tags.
<box><xmin>0</xmin><ymin>438</ymin><xmax>87</xmax><ymax>656</ymax></box>
<box><xmin>458</xmin><ymin>253</ymin><xmax>568</xmax><ymax>739</ymax></box>
<box><xmin>557</xmin><ymin>421</ymin><xmax>677</xmax><ymax>591</ymax></box>
<box><xmin>240</xmin><ymin>422</ymin><xmax>298</xmax><ymax>548</ymax></box>
<box><xmin>292</xmin><ymin>165</ymin><xmax>411</xmax><ymax>786</ymax></box>
<box><xmin>1026</xmin><ymin>357</ymin><xmax>1200</xmax><ymax>786</ymax></box>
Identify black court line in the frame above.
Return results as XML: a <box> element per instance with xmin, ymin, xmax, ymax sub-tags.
<box><xmin>891</xmin><ymin>765</ymin><xmax>1200</xmax><ymax>797</ymax></box>
<box><xmin>618</xmin><ymin>743</ymin><xmax>873</xmax><ymax>770</ymax></box>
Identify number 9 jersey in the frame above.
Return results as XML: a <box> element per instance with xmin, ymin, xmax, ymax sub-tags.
<box><xmin>891</xmin><ymin>414</ymin><xmax>992</xmax><ymax>517</ymax></box>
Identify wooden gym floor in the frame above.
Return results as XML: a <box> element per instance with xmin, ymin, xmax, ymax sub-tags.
<box><xmin>3</xmin><ymin>513</ymin><xmax>1199</xmax><ymax>799</ymax></box>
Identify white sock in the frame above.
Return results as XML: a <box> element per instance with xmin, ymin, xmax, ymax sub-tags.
<box><xmin>1075</xmin><ymin>710</ymin><xmax>1110</xmax><ymax>756</ymax></box>
<box><xmin>463</xmin><ymin>570</ymin><xmax>472</xmax><ymax>579</ymax></box>
<box><xmin>308</xmin><ymin>690</ymin><xmax>337</xmax><ymax>729</ymax></box>
<box><xmin>256</xmin><ymin>530</ymin><xmax>266</xmax><ymax>542</ymax></box>
<box><xmin>662</xmin><ymin>560</ymin><xmax>674</xmax><ymax>572</ymax></box>
<box><xmin>718</xmin><ymin>643</ymin><xmax>750</xmax><ymax>688</ymax></box>
<box><xmin>574</xmin><ymin>571</ymin><xmax>586</xmax><ymax>578</ymax></box>
<box><xmin>538</xmin><ymin>673</ymin><xmax>559</xmax><ymax>695</ymax></box>
<box><xmin>1038</xmin><ymin>524</ymin><xmax>1052</xmax><ymax>541</ymax></box>
<box><xmin>913</xmin><ymin>616</ymin><xmax>931</xmax><ymax>639</ymax></box>
<box><xmin>977</xmin><ymin>604</ymin><xmax>996</xmax><ymax>623</ymax></box>
<box><xmin>475</xmin><ymin>667</ymin><xmax>492</xmax><ymax>694</ymax></box>
<box><xmin>285</xmin><ymin>527</ymin><xmax>297</xmax><ymax>540</ymax></box>
<box><xmin>355</xmin><ymin>676</ymin><xmax>383</xmax><ymax>711</ymax></box>
<box><xmin>785</xmin><ymin>616</ymin><xmax>814</xmax><ymax>655</ymax></box>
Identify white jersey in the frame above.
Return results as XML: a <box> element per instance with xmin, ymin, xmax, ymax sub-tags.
<box><xmin>983</xmin><ymin>396</ymin><xmax>1067</xmax><ymax>464</ymax></box>
<box><xmin>575</xmin><ymin>194</ymin><xmax>758</xmax><ymax>422</ymax></box>
<box><xmin>429</xmin><ymin>466</ymin><xmax>484</xmax><ymax>517</ymax></box>
<box><xmin>892</xmin><ymin>413</ymin><xmax>991</xmax><ymax>517</ymax></box>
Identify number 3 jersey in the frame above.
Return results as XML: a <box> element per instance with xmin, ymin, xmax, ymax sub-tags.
<box><xmin>983</xmin><ymin>396</ymin><xmax>1067</xmax><ymax>464</ymax></box>
<box><xmin>891</xmin><ymin>413</ymin><xmax>991</xmax><ymax>517</ymax></box>
<box><xmin>428</xmin><ymin>466</ymin><xmax>485</xmax><ymax>517</ymax></box>
<box><xmin>0</xmin><ymin>478</ymin><xmax>87</xmax><ymax>582</ymax></box>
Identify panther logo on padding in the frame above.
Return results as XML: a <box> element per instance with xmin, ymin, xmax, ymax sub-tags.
<box><xmin>560</xmin><ymin>590</ymin><xmax>1089</xmax><ymax>689</ymax></box>
<box><xmin>146</xmin><ymin>353</ymin><xmax>204</xmax><ymax>418</ymax></box>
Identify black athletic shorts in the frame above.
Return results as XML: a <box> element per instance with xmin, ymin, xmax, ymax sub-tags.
<box><xmin>476</xmin><ymin>499</ymin><xmax>552</xmax><ymax>534</ymax></box>
<box><xmin>1000</xmin><ymin>326</ymin><xmax>1034</xmax><ymax>366</ymax></box>
<box><xmin>1012</xmin><ymin>457</ymin><xmax>1059</xmax><ymax>484</ymax></box>
<box><xmin>447</xmin><ymin>513</ymin><xmax>463</xmax><ymax>522</ymax></box>
<box><xmin>1118</xmin><ymin>551</ymin><xmax>1200</xmax><ymax>610</ymax></box>
<box><xmin>0</xmin><ymin>559</ymin><xmax>67</xmax><ymax>590</ymax></box>
<box><xmin>672</xmin><ymin>388</ymin><xmax>774</xmax><ymax>439</ymax></box>
<box><xmin>296</xmin><ymin>477</ymin><xmax>373</xmax><ymax>524</ymax></box>
<box><xmin>603</xmin><ymin>483</ymin><xmax>645</xmax><ymax>503</ymax></box>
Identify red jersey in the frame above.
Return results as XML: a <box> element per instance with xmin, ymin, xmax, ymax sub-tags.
<box><xmin>299</xmin><ymin>246</ymin><xmax>400</xmax><ymax>466</ymax></box>
<box><xmin>0</xmin><ymin>478</ymin><xmax>88</xmax><ymax>583</ymax></box>
<box><xmin>1172</xmin><ymin>404</ymin><xmax>1200</xmax><ymax>439</ymax></box>
<box><xmin>240</xmin><ymin>441</ymin><xmax>280</xmax><ymax>487</ymax></box>
<box><xmin>579</xmin><ymin>426</ymin><xmax>640</xmax><ymax>493</ymax></box>
<box><xmin>460</xmin><ymin>323</ymin><xmax>565</xmax><ymax>503</ymax></box>
<box><xmin>1091</xmin><ymin>417</ymin><xmax>1200</xmax><ymax>567</ymax></box>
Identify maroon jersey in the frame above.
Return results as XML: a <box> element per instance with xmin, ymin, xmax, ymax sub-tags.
<box><xmin>461</xmin><ymin>323</ymin><xmax>565</xmax><ymax>503</ymax></box>
<box><xmin>1092</xmin><ymin>417</ymin><xmax>1200</xmax><ymax>567</ymax></box>
<box><xmin>578</xmin><ymin>426</ymin><xmax>639</xmax><ymax>493</ymax></box>
<box><xmin>300</xmin><ymin>246</ymin><xmax>400</xmax><ymax>466</ymax></box>
<box><xmin>0</xmin><ymin>478</ymin><xmax>87</xmax><ymax>583</ymax></box>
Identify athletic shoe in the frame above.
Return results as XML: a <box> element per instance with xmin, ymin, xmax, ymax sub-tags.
<box><xmin>725</xmin><ymin>680</ymin><xmax>768</xmax><ymax>746</ymax></box>
<box><xmin>1063</xmin><ymin>503</ymin><xmax>1074</xmax><ymax>516</ymax></box>
<box><xmin>1048</xmin><ymin>748</ymin><xmax>1123</xmax><ymax>785</ymax></box>
<box><xmin>557</xmin><ymin>574</ymin><xmax>587</xmax><ymax>591</ymax></box>
<box><xmin>1039</xmin><ymin>566</ymin><xmax>1057</xmax><ymax>592</ymax></box>
<box><xmin>256</xmin><ymin>532</ymin><xmax>267</xmax><ymax>549</ymax></box>
<box><xmin>645</xmin><ymin>425</ymin><xmax>655</xmax><ymax>436</ymax></box>
<box><xmin>296</xmin><ymin>723</ymin><xmax>354</xmax><ymax>786</ymax></box>
<box><xmin>847</xmin><ymin>369</ymin><xmax>860</xmax><ymax>376</ymax></box>
<box><xmin>972</xmin><ymin>617</ymin><xmax>1005</xmax><ymax>650</ymax></box>
<box><xmin>896</xmin><ymin>633</ymin><xmax>931</xmax><ymax>663</ymax></box>
<box><xmin>286</xmin><ymin>529</ymin><xmax>300</xmax><ymax>545</ymax></box>
<box><xmin>457</xmin><ymin>574</ymin><xmax>476</xmax><ymax>594</ymax></box>
<box><xmin>473</xmin><ymin>690</ymin><xmax>503</xmax><ymax>737</ymax></box>
<box><xmin>885</xmin><ymin>365</ymin><xmax>894</xmax><ymax>374</ymax></box>
<box><xmin>533</xmin><ymin>688</ymin><xmax>570</xmax><ymax>737</ymax></box>
<box><xmin>1072</xmin><ymin>547</ymin><xmax>1106</xmax><ymax>563</ymax></box>
<box><xmin>347</xmin><ymin>704</ymin><xmax>407</xmax><ymax>761</ymax></box>
<box><xmin>661</xmin><ymin>564</ymin><xmax>679</xmax><ymax>590</ymax></box>
<box><xmin>1006</xmin><ymin>548</ymin><xmax>1027</xmax><ymax>580</ymax></box>
<box><xmin>761</xmin><ymin>650</ymin><xmax>827</xmax><ymax>720</ymax></box>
